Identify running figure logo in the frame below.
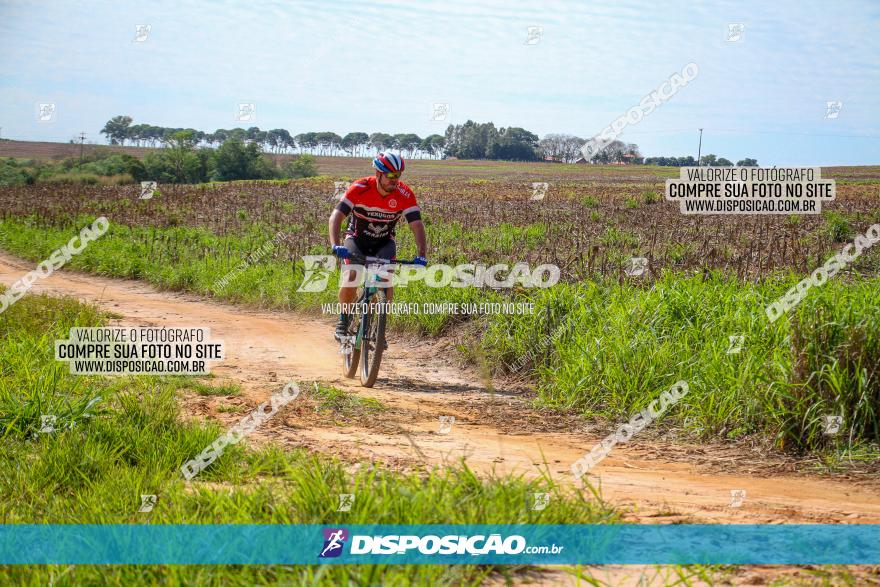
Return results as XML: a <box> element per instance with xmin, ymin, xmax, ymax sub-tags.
<box><xmin>319</xmin><ymin>528</ymin><xmax>349</xmax><ymax>558</ymax></box>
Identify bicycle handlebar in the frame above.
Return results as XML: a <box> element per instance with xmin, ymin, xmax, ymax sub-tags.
<box><xmin>345</xmin><ymin>253</ymin><xmax>421</xmax><ymax>265</ymax></box>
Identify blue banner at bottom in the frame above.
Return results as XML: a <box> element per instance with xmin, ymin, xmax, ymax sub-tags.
<box><xmin>1</xmin><ymin>525</ymin><xmax>878</xmax><ymax>565</ymax></box>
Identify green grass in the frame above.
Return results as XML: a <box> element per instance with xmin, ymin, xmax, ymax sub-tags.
<box><xmin>641</xmin><ymin>189</ymin><xmax>659</xmax><ymax>205</ymax></box>
<box><xmin>216</xmin><ymin>404</ymin><xmax>247</xmax><ymax>413</ymax></box>
<box><xmin>599</xmin><ymin>226</ymin><xmax>639</xmax><ymax>248</ymax></box>
<box><xmin>480</xmin><ymin>273</ymin><xmax>880</xmax><ymax>453</ymax></box>
<box><xmin>824</xmin><ymin>211</ymin><xmax>853</xmax><ymax>243</ymax></box>
<box><xmin>664</xmin><ymin>242</ymin><xmax>695</xmax><ymax>265</ymax></box>
<box><xmin>1</xmin><ymin>217</ymin><xmax>878</xmax><ymax>455</ymax></box>
<box><xmin>0</xmin><ymin>290</ymin><xmax>620</xmax><ymax>585</ymax></box>
<box><xmin>425</xmin><ymin>221</ymin><xmax>549</xmax><ymax>262</ymax></box>
<box><xmin>310</xmin><ymin>381</ymin><xmax>386</xmax><ymax>416</ymax></box>
<box><xmin>168</xmin><ymin>376</ymin><xmax>242</xmax><ymax>396</ymax></box>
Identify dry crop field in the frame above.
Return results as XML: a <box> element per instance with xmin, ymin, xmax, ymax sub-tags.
<box><xmin>2</xmin><ymin>159</ymin><xmax>879</xmax><ymax>282</ymax></box>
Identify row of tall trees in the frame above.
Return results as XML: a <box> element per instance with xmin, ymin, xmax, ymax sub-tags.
<box><xmin>100</xmin><ymin>117</ymin><xmax>447</xmax><ymax>159</ymax></box>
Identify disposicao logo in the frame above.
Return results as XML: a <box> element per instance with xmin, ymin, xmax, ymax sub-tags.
<box><xmin>319</xmin><ymin>528</ymin><xmax>349</xmax><ymax>558</ymax></box>
<box><xmin>318</xmin><ymin>529</ymin><xmax>563</xmax><ymax>559</ymax></box>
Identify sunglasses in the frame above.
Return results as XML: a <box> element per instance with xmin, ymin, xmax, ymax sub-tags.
<box><xmin>383</xmin><ymin>171</ymin><xmax>402</xmax><ymax>180</ymax></box>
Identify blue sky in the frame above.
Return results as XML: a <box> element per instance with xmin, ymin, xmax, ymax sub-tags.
<box><xmin>1</xmin><ymin>0</ymin><xmax>878</xmax><ymax>165</ymax></box>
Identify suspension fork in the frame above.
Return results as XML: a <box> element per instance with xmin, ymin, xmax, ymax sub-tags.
<box><xmin>353</xmin><ymin>287</ymin><xmax>375</xmax><ymax>350</ymax></box>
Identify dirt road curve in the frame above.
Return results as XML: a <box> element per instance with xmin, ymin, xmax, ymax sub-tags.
<box><xmin>2</xmin><ymin>251</ymin><xmax>879</xmax><ymax>527</ymax></box>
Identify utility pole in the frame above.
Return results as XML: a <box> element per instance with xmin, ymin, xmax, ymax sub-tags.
<box><xmin>78</xmin><ymin>132</ymin><xmax>87</xmax><ymax>163</ymax></box>
<box><xmin>697</xmin><ymin>128</ymin><xmax>703</xmax><ymax>166</ymax></box>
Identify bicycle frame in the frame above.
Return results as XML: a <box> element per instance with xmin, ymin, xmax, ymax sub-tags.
<box><xmin>350</xmin><ymin>277</ymin><xmax>380</xmax><ymax>352</ymax></box>
<box><xmin>337</xmin><ymin>253</ymin><xmax>421</xmax><ymax>386</ymax></box>
<box><xmin>341</xmin><ymin>254</ymin><xmax>418</xmax><ymax>353</ymax></box>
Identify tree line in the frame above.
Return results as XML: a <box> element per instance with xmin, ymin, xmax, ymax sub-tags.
<box><xmin>100</xmin><ymin>116</ymin><xmax>447</xmax><ymax>159</ymax></box>
<box><xmin>644</xmin><ymin>155</ymin><xmax>759</xmax><ymax>167</ymax></box>
<box><xmin>100</xmin><ymin>116</ymin><xmax>632</xmax><ymax>162</ymax></box>
<box><xmin>100</xmin><ymin>116</ymin><xmax>758</xmax><ymax>166</ymax></box>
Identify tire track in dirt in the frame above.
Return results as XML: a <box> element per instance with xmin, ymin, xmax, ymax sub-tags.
<box><xmin>2</xmin><ymin>250</ymin><xmax>879</xmax><ymax>527</ymax></box>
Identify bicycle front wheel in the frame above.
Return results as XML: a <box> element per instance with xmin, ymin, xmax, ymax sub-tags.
<box><xmin>360</xmin><ymin>290</ymin><xmax>387</xmax><ymax>387</ymax></box>
<box><xmin>342</xmin><ymin>313</ymin><xmax>361</xmax><ymax>379</ymax></box>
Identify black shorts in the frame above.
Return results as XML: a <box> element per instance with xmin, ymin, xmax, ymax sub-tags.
<box><xmin>343</xmin><ymin>237</ymin><xmax>396</xmax><ymax>261</ymax></box>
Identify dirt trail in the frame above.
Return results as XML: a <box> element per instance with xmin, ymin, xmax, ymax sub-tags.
<box><xmin>3</xmin><ymin>251</ymin><xmax>879</xmax><ymax>527</ymax></box>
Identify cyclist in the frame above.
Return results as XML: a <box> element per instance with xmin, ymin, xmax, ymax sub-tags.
<box><xmin>329</xmin><ymin>152</ymin><xmax>427</xmax><ymax>341</ymax></box>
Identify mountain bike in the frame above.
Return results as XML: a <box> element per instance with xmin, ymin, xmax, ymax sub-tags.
<box><xmin>338</xmin><ymin>254</ymin><xmax>418</xmax><ymax>387</ymax></box>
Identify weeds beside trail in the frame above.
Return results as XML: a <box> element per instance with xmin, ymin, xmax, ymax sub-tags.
<box><xmin>0</xmin><ymin>291</ymin><xmax>618</xmax><ymax>585</ymax></box>
<box><xmin>480</xmin><ymin>275</ymin><xmax>880</xmax><ymax>453</ymax></box>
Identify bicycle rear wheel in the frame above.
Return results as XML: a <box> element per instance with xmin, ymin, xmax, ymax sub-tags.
<box><xmin>359</xmin><ymin>290</ymin><xmax>387</xmax><ymax>387</ymax></box>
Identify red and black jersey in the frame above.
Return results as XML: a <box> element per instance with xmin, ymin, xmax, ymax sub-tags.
<box><xmin>335</xmin><ymin>176</ymin><xmax>421</xmax><ymax>251</ymax></box>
